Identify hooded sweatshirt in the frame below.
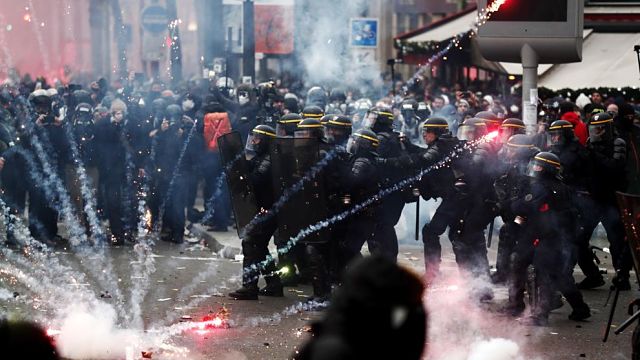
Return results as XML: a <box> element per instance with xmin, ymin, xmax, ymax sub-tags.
<box><xmin>561</xmin><ymin>111</ymin><xmax>588</xmax><ymax>146</ymax></box>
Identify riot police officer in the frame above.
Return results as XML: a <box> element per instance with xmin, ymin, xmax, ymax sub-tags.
<box><xmin>454</xmin><ymin>117</ymin><xmax>498</xmax><ymax>299</ymax></box>
<box><xmin>276</xmin><ymin>113</ymin><xmax>303</xmax><ymax>137</ymax></box>
<box><xmin>546</xmin><ymin>120</ymin><xmax>601</xmax><ymax>288</ymax></box>
<box><xmin>342</xmin><ymin>129</ymin><xmax>380</xmax><ymax>265</ymax></box>
<box><xmin>498</xmin><ymin>118</ymin><xmax>526</xmax><ymax>146</ymax></box>
<box><xmin>365</xmin><ymin>106</ymin><xmax>405</xmax><ymax>261</ymax></box>
<box><xmin>323</xmin><ymin>115</ymin><xmax>352</xmax><ymax>148</ymax></box>
<box><xmin>229</xmin><ymin>125</ymin><xmax>284</xmax><ymax>300</ymax></box>
<box><xmin>491</xmin><ymin>134</ymin><xmax>539</xmax><ymax>284</ymax></box>
<box><xmin>508</xmin><ymin>152</ymin><xmax>591</xmax><ymax>325</ymax></box>
<box><xmin>410</xmin><ymin>118</ymin><xmax>464</xmax><ymax>282</ymax></box>
<box><xmin>290</xmin><ymin>119</ymin><xmax>332</xmax><ymax>299</ymax></box>
<box><xmin>322</xmin><ymin>115</ymin><xmax>353</xmax><ymax>280</ymax></box>
<box><xmin>578</xmin><ymin>112</ymin><xmax>631</xmax><ymax>289</ymax></box>
<box><xmin>302</xmin><ymin>106</ymin><xmax>324</xmax><ymax>121</ymax></box>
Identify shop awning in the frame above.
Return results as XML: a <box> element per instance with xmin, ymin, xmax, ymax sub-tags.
<box><xmin>405</xmin><ymin>11</ymin><xmax>476</xmax><ymax>43</ymax></box>
<box><xmin>539</xmin><ymin>32</ymin><xmax>640</xmax><ymax>90</ymax></box>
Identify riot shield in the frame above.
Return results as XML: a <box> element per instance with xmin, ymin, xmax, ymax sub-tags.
<box><xmin>217</xmin><ymin>131</ymin><xmax>259</xmax><ymax>237</ymax></box>
<box><xmin>271</xmin><ymin>137</ymin><xmax>329</xmax><ymax>245</ymax></box>
<box><xmin>616</xmin><ymin>191</ymin><xmax>640</xmax><ymax>283</ymax></box>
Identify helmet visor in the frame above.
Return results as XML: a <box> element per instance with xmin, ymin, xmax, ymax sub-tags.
<box><xmin>363</xmin><ymin>112</ymin><xmax>378</xmax><ymax>129</ymax></box>
<box><xmin>588</xmin><ymin>124</ymin><xmax>609</xmax><ymax>142</ymax></box>
<box><xmin>526</xmin><ymin>161</ymin><xmax>545</xmax><ymax>178</ymax></box>
<box><xmin>457</xmin><ymin>124</ymin><xmax>477</xmax><ymax>141</ymax></box>
<box><xmin>546</xmin><ymin>131</ymin><xmax>564</xmax><ymax>147</ymax></box>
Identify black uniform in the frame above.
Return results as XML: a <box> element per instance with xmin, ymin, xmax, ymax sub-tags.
<box><xmin>93</xmin><ymin>116</ymin><xmax>130</xmax><ymax>243</ymax></box>
<box><xmin>240</xmin><ymin>152</ymin><xmax>282</xmax><ymax>290</ymax></box>
<box><xmin>412</xmin><ymin>134</ymin><xmax>464</xmax><ymax>281</ymax></box>
<box><xmin>454</xmin><ymin>139</ymin><xmax>501</xmax><ymax>281</ymax></box>
<box><xmin>373</xmin><ymin>128</ymin><xmax>405</xmax><ymax>261</ymax></box>
<box><xmin>577</xmin><ymin>134</ymin><xmax>631</xmax><ymax>287</ymax></box>
<box><xmin>508</xmin><ymin>158</ymin><xmax>590</xmax><ymax>325</ymax></box>
<box><xmin>492</xmin><ymin>135</ymin><xmax>539</xmax><ymax>283</ymax></box>
<box><xmin>149</xmin><ymin>123</ymin><xmax>197</xmax><ymax>243</ymax></box>
<box><xmin>229</xmin><ymin>125</ymin><xmax>284</xmax><ymax>300</ymax></box>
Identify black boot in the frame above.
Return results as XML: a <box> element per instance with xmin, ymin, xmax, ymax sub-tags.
<box><xmin>613</xmin><ymin>273</ymin><xmax>632</xmax><ymax>291</ymax></box>
<box><xmin>228</xmin><ymin>285</ymin><xmax>259</xmax><ymax>300</ymax></box>
<box><xmin>576</xmin><ymin>275</ymin><xmax>605</xmax><ymax>290</ymax></box>
<box><xmin>568</xmin><ymin>303</ymin><xmax>591</xmax><ymax>321</ymax></box>
<box><xmin>260</xmin><ymin>276</ymin><xmax>284</xmax><ymax>297</ymax></box>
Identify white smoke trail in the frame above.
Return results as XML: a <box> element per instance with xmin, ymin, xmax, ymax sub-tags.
<box><xmin>13</xmin><ymin>96</ymin><xmax>127</xmax><ymax>321</ymax></box>
<box><xmin>128</xmin><ymin>122</ymin><xmax>199</xmax><ymax>330</ymax></box>
<box><xmin>234</xmin><ymin>300</ymin><xmax>329</xmax><ymax>328</ymax></box>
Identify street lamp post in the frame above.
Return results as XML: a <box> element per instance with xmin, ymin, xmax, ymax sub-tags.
<box><xmin>634</xmin><ymin>45</ymin><xmax>640</xmax><ymax>78</ymax></box>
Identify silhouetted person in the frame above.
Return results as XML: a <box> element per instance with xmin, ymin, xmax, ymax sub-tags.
<box><xmin>295</xmin><ymin>255</ymin><xmax>426</xmax><ymax>360</ymax></box>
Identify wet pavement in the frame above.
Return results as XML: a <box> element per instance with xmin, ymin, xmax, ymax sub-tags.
<box><xmin>0</xmin><ymin>223</ymin><xmax>637</xmax><ymax>359</ymax></box>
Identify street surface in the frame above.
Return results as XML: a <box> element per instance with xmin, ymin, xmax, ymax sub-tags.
<box><xmin>0</xmin><ymin>223</ymin><xmax>637</xmax><ymax>360</ymax></box>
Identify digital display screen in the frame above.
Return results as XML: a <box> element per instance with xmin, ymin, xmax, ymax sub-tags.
<box><xmin>488</xmin><ymin>0</ymin><xmax>568</xmax><ymax>22</ymax></box>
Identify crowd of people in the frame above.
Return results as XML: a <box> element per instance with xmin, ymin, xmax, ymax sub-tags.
<box><xmin>0</xmin><ymin>71</ymin><xmax>638</xmax><ymax>328</ymax></box>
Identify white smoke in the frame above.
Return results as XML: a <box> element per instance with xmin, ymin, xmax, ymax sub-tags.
<box><xmin>295</xmin><ymin>0</ymin><xmax>383</xmax><ymax>90</ymax></box>
<box><xmin>395</xmin><ymin>198</ymin><xmax>440</xmax><ymax>245</ymax></box>
<box><xmin>425</xmin><ymin>272</ymin><xmax>538</xmax><ymax>360</ymax></box>
<box><xmin>56</xmin><ymin>303</ymin><xmax>141</xmax><ymax>360</ymax></box>
<box><xmin>467</xmin><ymin>338</ymin><xmax>523</xmax><ymax>360</ymax></box>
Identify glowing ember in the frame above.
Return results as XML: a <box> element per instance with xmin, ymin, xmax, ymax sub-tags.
<box><xmin>191</xmin><ymin>307</ymin><xmax>230</xmax><ymax>333</ymax></box>
<box><xmin>486</xmin><ymin>130</ymin><xmax>500</xmax><ymax>141</ymax></box>
<box><xmin>144</xmin><ymin>209</ymin><xmax>152</xmax><ymax>231</ymax></box>
<box><xmin>46</xmin><ymin>328</ymin><xmax>61</xmax><ymax>337</ymax></box>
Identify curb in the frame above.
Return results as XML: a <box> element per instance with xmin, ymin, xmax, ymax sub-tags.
<box><xmin>188</xmin><ymin>224</ymin><xmax>242</xmax><ymax>259</ymax></box>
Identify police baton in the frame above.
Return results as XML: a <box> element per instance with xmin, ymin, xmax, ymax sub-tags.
<box><xmin>413</xmin><ymin>188</ymin><xmax>420</xmax><ymax>241</ymax></box>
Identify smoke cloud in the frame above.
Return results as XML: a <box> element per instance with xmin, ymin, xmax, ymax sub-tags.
<box><xmin>424</xmin><ymin>272</ymin><xmax>538</xmax><ymax>360</ymax></box>
<box><xmin>295</xmin><ymin>0</ymin><xmax>383</xmax><ymax>91</ymax></box>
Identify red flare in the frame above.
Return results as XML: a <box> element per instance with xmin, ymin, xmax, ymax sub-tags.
<box><xmin>486</xmin><ymin>130</ymin><xmax>500</xmax><ymax>141</ymax></box>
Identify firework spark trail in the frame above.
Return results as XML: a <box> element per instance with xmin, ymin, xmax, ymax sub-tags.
<box><xmin>151</xmin><ymin>302</ymin><xmax>319</xmax><ymax>347</ymax></box>
<box><xmin>63</xmin><ymin>123</ymin><xmax>106</xmax><ymax>243</ymax></box>
<box><xmin>239</xmin><ymin>148</ymin><xmax>338</xmax><ymax>239</ymax></box>
<box><xmin>128</xmin><ymin>123</ymin><xmax>199</xmax><ymax>330</ymax></box>
<box><xmin>13</xmin><ymin>96</ymin><xmax>128</xmax><ymax>320</ymax></box>
<box><xmin>0</xmin><ymin>15</ymin><xmax>14</xmax><ymax>76</ymax></box>
<box><xmin>405</xmin><ymin>0</ymin><xmax>507</xmax><ymax>88</ymax></box>
<box><xmin>234</xmin><ymin>300</ymin><xmax>329</xmax><ymax>328</ymax></box>
<box><xmin>198</xmin><ymin>152</ymin><xmax>244</xmax><ymax>226</ymax></box>
<box><xmin>0</xmin><ymin>151</ymin><xmax>130</xmax><ymax>322</ymax></box>
<box><xmin>26</xmin><ymin>0</ymin><xmax>51</xmax><ymax>75</ymax></box>
<box><xmin>153</xmin><ymin>121</ymin><xmax>199</xmax><ymax>237</ymax></box>
<box><xmin>62</xmin><ymin>123</ymin><xmax>129</xmax><ymax>318</ymax></box>
<box><xmin>152</xmin><ymin>273</ymin><xmax>242</xmax><ymax>328</ymax></box>
<box><xmin>29</xmin><ymin>130</ymin><xmax>126</xmax><ymax>291</ymax></box>
<box><xmin>0</xmin><ymin>262</ymin><xmax>103</xmax><ymax>318</ymax></box>
<box><xmin>241</xmin><ymin>136</ymin><xmax>491</xmax><ymax>283</ymax></box>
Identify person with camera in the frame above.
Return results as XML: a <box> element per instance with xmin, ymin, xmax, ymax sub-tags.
<box><xmin>1</xmin><ymin>90</ymin><xmax>69</xmax><ymax>244</ymax></box>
